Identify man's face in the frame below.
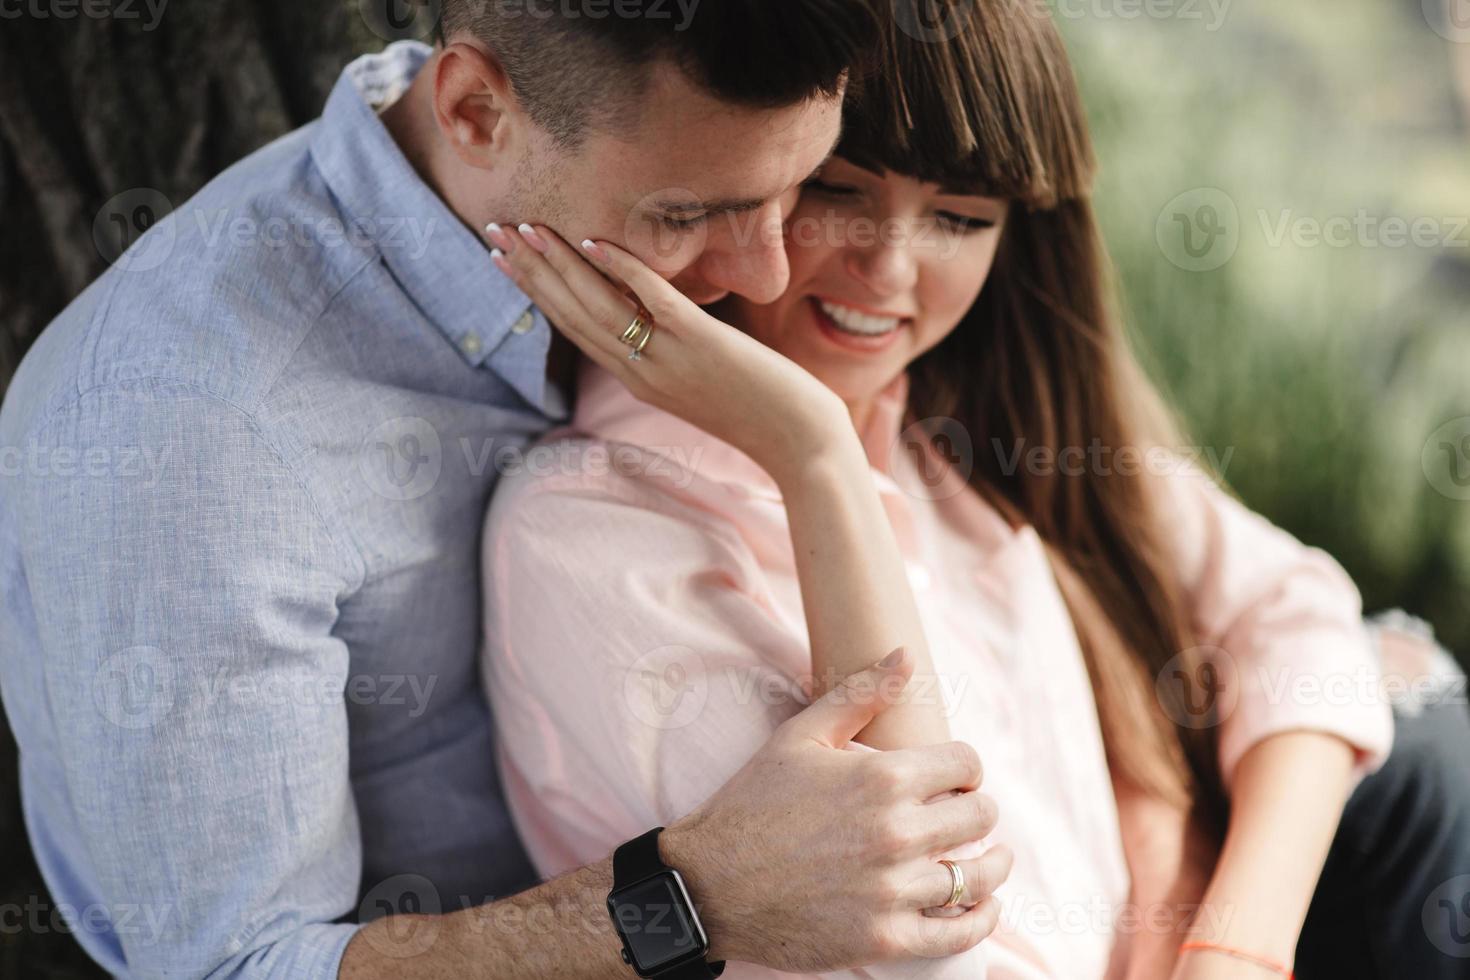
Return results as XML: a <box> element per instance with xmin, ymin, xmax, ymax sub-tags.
<box><xmin>515</xmin><ymin>65</ymin><xmax>845</xmax><ymax>306</ymax></box>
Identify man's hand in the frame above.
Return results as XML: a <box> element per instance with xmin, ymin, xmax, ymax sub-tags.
<box><xmin>342</xmin><ymin>648</ymin><xmax>1008</xmax><ymax>978</ymax></box>
<box><xmin>661</xmin><ymin>647</ymin><xmax>1010</xmax><ymax>973</ymax></box>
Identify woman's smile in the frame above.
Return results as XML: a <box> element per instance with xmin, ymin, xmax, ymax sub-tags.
<box><xmin>807</xmin><ymin>296</ymin><xmax>910</xmax><ymax>353</ymax></box>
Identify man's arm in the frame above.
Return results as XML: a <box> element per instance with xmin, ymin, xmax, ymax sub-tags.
<box><xmin>342</xmin><ymin>649</ymin><xmax>1003</xmax><ymax>978</ymax></box>
<box><xmin>14</xmin><ymin>385</ymin><xmax>999</xmax><ymax>978</ymax></box>
<box><xmin>14</xmin><ymin>385</ymin><xmax>365</xmax><ymax>978</ymax></box>
<box><xmin>342</xmin><ymin>857</ymin><xmax>622</xmax><ymax>978</ymax></box>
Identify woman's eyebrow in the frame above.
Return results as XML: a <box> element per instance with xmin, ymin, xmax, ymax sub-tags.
<box><xmin>935</xmin><ymin>181</ymin><xmax>999</xmax><ymax>199</ymax></box>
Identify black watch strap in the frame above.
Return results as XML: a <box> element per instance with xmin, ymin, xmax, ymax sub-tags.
<box><xmin>614</xmin><ymin>828</ymin><xmax>725</xmax><ymax>979</ymax></box>
<box><xmin>612</xmin><ymin>826</ymin><xmax>667</xmax><ymax>884</ymax></box>
<box><xmin>655</xmin><ymin>957</ymin><xmax>723</xmax><ymax>980</ymax></box>
<box><xmin>648</xmin><ymin>957</ymin><xmax>726</xmax><ymax>980</ymax></box>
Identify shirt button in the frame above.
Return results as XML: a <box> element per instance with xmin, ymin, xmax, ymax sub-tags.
<box><xmin>461</xmin><ymin>333</ymin><xmax>483</xmax><ymax>355</ymax></box>
<box><xmin>511</xmin><ymin>310</ymin><xmax>535</xmax><ymax>335</ymax></box>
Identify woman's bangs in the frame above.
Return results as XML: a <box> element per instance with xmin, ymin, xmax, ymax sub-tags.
<box><xmin>838</xmin><ymin>0</ymin><xmax>1096</xmax><ymax>209</ymax></box>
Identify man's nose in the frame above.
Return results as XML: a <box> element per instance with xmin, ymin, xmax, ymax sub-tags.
<box><xmin>704</xmin><ymin>208</ymin><xmax>792</xmax><ymax>304</ymax></box>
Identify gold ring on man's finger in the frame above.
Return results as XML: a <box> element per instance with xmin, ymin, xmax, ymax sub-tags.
<box><xmin>938</xmin><ymin>859</ymin><xmax>966</xmax><ymax>909</ymax></box>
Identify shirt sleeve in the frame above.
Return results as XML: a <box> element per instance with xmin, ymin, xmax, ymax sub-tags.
<box><xmin>13</xmin><ymin>384</ymin><xmax>364</xmax><ymax>979</ymax></box>
<box><xmin>483</xmin><ymin>470</ymin><xmax>811</xmax><ymax>869</ymax></box>
<box><xmin>482</xmin><ymin>466</ymin><xmax>992</xmax><ymax>980</ymax></box>
<box><xmin>1158</xmin><ymin>463</ymin><xmax>1394</xmax><ymax>794</ymax></box>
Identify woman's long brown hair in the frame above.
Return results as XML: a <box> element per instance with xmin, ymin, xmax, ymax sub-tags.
<box><xmin>843</xmin><ymin>0</ymin><xmax>1230</xmax><ymax>834</ymax></box>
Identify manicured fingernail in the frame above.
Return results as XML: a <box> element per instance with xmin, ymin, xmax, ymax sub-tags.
<box><xmin>878</xmin><ymin>647</ymin><xmax>906</xmax><ymax>668</ymax></box>
<box><xmin>518</xmin><ymin>223</ymin><xmax>550</xmax><ymax>254</ymax></box>
<box><xmin>490</xmin><ymin>248</ymin><xmax>512</xmax><ymax>276</ymax></box>
<box><xmin>581</xmin><ymin>239</ymin><xmax>610</xmax><ymax>263</ymax></box>
<box><xmin>484</xmin><ymin>222</ymin><xmax>512</xmax><ymax>251</ymax></box>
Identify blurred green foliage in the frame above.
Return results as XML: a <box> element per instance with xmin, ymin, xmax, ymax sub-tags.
<box><xmin>1060</xmin><ymin>1</ymin><xmax>1470</xmax><ymax>664</ymax></box>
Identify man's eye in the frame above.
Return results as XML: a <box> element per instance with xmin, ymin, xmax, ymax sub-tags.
<box><xmin>937</xmin><ymin>212</ymin><xmax>997</xmax><ymax>233</ymax></box>
<box><xmin>657</xmin><ymin>213</ymin><xmax>708</xmax><ymax>230</ymax></box>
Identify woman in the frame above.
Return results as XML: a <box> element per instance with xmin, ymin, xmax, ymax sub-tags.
<box><xmin>479</xmin><ymin>2</ymin><xmax>1463</xmax><ymax>977</ymax></box>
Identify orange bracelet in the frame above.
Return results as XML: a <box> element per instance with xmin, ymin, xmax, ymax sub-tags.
<box><xmin>1178</xmin><ymin>941</ymin><xmax>1295</xmax><ymax>979</ymax></box>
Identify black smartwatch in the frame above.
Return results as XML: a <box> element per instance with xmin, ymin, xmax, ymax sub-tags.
<box><xmin>607</xmin><ymin>828</ymin><xmax>725</xmax><ymax>979</ymax></box>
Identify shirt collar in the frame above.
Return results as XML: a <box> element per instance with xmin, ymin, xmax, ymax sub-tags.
<box><xmin>309</xmin><ymin>41</ymin><xmax>558</xmax><ymax>415</ymax></box>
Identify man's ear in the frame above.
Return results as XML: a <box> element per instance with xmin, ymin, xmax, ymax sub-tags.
<box><xmin>432</xmin><ymin>41</ymin><xmax>521</xmax><ymax>170</ymax></box>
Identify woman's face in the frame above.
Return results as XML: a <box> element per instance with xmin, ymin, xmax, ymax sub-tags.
<box><xmin>722</xmin><ymin>157</ymin><xmax>1008</xmax><ymax>408</ymax></box>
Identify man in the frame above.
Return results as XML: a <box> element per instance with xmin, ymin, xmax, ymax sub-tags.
<box><xmin>0</xmin><ymin>3</ymin><xmax>1006</xmax><ymax>977</ymax></box>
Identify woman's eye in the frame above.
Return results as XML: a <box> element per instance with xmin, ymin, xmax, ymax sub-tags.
<box><xmin>801</xmin><ymin>178</ymin><xmax>861</xmax><ymax>199</ymax></box>
<box><xmin>937</xmin><ymin>211</ymin><xmax>997</xmax><ymax>232</ymax></box>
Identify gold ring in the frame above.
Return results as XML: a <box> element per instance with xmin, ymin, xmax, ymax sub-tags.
<box><xmin>938</xmin><ymin>859</ymin><xmax>965</xmax><ymax>909</ymax></box>
<box><xmin>630</xmin><ymin>321</ymin><xmax>654</xmax><ymax>359</ymax></box>
<box><xmin>622</xmin><ymin>314</ymin><xmax>655</xmax><ymax>361</ymax></box>
<box><xmin>619</xmin><ymin>314</ymin><xmax>646</xmax><ymax>345</ymax></box>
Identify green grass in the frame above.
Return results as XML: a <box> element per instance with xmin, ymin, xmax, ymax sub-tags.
<box><xmin>1061</xmin><ymin>1</ymin><xmax>1470</xmax><ymax>662</ymax></box>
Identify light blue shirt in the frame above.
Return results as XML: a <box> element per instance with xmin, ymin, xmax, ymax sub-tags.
<box><xmin>0</xmin><ymin>42</ymin><xmax>558</xmax><ymax>978</ymax></box>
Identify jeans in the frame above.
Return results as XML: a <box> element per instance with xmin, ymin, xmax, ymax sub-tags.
<box><xmin>1297</xmin><ymin>681</ymin><xmax>1470</xmax><ymax>977</ymax></box>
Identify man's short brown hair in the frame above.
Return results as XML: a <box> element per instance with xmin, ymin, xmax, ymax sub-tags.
<box><xmin>437</xmin><ymin>0</ymin><xmax>883</xmax><ymax>146</ymax></box>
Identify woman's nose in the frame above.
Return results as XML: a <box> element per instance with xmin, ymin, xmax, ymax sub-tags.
<box><xmin>844</xmin><ymin>225</ymin><xmax>920</xmax><ymax>296</ymax></box>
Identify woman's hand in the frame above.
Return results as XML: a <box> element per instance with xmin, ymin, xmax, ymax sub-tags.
<box><xmin>1109</xmin><ymin>780</ymin><xmax>1219</xmax><ymax>980</ymax></box>
<box><xmin>1169</xmin><ymin>953</ymin><xmax>1261</xmax><ymax>980</ymax></box>
<box><xmin>486</xmin><ymin>222</ymin><xmax>851</xmax><ymax>486</ymax></box>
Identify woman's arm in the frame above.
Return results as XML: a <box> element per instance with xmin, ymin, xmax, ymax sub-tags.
<box><xmin>1116</xmin><ymin>732</ymin><xmax>1355</xmax><ymax>980</ymax></box>
<box><xmin>1120</xmin><ymin>466</ymin><xmax>1394</xmax><ymax>978</ymax></box>
<box><xmin>494</xmin><ymin>223</ymin><xmax>952</xmax><ymax>750</ymax></box>
<box><xmin>772</xmin><ymin>435</ymin><xmax>952</xmax><ymax>748</ymax></box>
<box><xmin>1170</xmin><ymin>731</ymin><xmax>1355</xmax><ymax>980</ymax></box>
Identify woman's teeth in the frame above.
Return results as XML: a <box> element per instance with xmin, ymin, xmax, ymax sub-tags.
<box><xmin>818</xmin><ymin>300</ymin><xmax>902</xmax><ymax>336</ymax></box>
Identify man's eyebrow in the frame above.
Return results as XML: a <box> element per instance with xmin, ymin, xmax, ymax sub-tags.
<box><xmin>651</xmin><ymin>121</ymin><xmax>845</xmax><ymax>218</ymax></box>
<box><xmin>800</xmin><ymin>120</ymin><xmax>844</xmax><ymax>188</ymax></box>
<box><xmin>652</xmin><ymin>195</ymin><xmax>766</xmax><ymax>218</ymax></box>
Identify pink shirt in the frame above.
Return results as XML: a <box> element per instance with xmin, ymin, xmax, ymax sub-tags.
<box><xmin>481</xmin><ymin>362</ymin><xmax>1393</xmax><ymax>979</ymax></box>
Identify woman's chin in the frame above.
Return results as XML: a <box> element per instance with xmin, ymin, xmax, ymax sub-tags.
<box><xmin>802</xmin><ymin>362</ymin><xmax>907</xmax><ymax>416</ymax></box>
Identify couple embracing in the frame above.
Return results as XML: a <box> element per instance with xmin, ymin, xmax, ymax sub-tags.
<box><xmin>2</xmin><ymin>2</ymin><xmax>1466</xmax><ymax>979</ymax></box>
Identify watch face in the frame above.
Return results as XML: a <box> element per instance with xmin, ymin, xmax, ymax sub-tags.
<box><xmin>608</xmin><ymin>870</ymin><xmax>706</xmax><ymax>973</ymax></box>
